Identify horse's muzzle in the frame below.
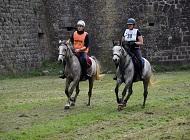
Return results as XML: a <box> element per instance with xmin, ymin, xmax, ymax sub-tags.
<box><xmin>57</xmin><ymin>59</ymin><xmax>62</xmax><ymax>64</ymax></box>
<box><xmin>113</xmin><ymin>56</ymin><xmax>119</xmax><ymax>64</ymax></box>
<box><xmin>58</xmin><ymin>56</ymin><xmax>63</xmax><ymax>64</ymax></box>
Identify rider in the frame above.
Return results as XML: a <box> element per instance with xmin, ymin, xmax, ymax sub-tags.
<box><xmin>113</xmin><ymin>18</ymin><xmax>143</xmax><ymax>80</ymax></box>
<box><xmin>122</xmin><ymin>18</ymin><xmax>144</xmax><ymax>79</ymax></box>
<box><xmin>59</xmin><ymin>20</ymin><xmax>90</xmax><ymax>80</ymax></box>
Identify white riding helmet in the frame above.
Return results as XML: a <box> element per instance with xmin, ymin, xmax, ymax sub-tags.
<box><xmin>77</xmin><ymin>20</ymin><xmax>85</xmax><ymax>27</ymax></box>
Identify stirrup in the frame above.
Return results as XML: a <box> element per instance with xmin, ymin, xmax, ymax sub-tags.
<box><xmin>113</xmin><ymin>76</ymin><xmax>117</xmax><ymax>80</ymax></box>
<box><xmin>59</xmin><ymin>74</ymin><xmax>66</xmax><ymax>79</ymax></box>
<box><xmin>113</xmin><ymin>75</ymin><xmax>117</xmax><ymax>80</ymax></box>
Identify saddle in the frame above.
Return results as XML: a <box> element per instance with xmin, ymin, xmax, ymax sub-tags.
<box><xmin>75</xmin><ymin>54</ymin><xmax>92</xmax><ymax>81</ymax></box>
<box><xmin>86</xmin><ymin>55</ymin><xmax>92</xmax><ymax>68</ymax></box>
<box><xmin>124</xmin><ymin>47</ymin><xmax>144</xmax><ymax>81</ymax></box>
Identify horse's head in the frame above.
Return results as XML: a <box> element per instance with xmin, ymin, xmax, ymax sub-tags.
<box><xmin>112</xmin><ymin>45</ymin><xmax>125</xmax><ymax>65</ymax></box>
<box><xmin>58</xmin><ymin>40</ymin><xmax>69</xmax><ymax>63</ymax></box>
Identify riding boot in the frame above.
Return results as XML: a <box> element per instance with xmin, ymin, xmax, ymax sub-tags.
<box><xmin>138</xmin><ymin>60</ymin><xmax>143</xmax><ymax>80</ymax></box>
<box><xmin>59</xmin><ymin>74</ymin><xmax>66</xmax><ymax>79</ymax></box>
<box><xmin>80</xmin><ymin>61</ymin><xmax>89</xmax><ymax>81</ymax></box>
<box><xmin>113</xmin><ymin>75</ymin><xmax>117</xmax><ymax>80</ymax></box>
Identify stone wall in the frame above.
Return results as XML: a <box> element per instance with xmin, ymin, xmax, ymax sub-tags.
<box><xmin>0</xmin><ymin>0</ymin><xmax>190</xmax><ymax>73</ymax></box>
<box><xmin>0</xmin><ymin>0</ymin><xmax>50</xmax><ymax>74</ymax></box>
<box><xmin>140</xmin><ymin>0</ymin><xmax>190</xmax><ymax>65</ymax></box>
<box><xmin>46</xmin><ymin>0</ymin><xmax>190</xmax><ymax>72</ymax></box>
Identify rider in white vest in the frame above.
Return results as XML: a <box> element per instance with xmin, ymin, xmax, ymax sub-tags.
<box><xmin>113</xmin><ymin>18</ymin><xmax>144</xmax><ymax>80</ymax></box>
<box><xmin>123</xmin><ymin>18</ymin><xmax>144</xmax><ymax>79</ymax></box>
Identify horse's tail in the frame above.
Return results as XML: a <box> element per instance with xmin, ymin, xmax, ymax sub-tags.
<box><xmin>91</xmin><ymin>56</ymin><xmax>101</xmax><ymax>80</ymax></box>
<box><xmin>148</xmin><ymin>66</ymin><xmax>156</xmax><ymax>86</ymax></box>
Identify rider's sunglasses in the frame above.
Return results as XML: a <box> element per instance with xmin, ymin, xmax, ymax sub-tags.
<box><xmin>77</xmin><ymin>25</ymin><xmax>84</xmax><ymax>27</ymax></box>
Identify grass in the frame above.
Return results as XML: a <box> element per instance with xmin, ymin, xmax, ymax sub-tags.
<box><xmin>0</xmin><ymin>71</ymin><xmax>190</xmax><ymax>140</ymax></box>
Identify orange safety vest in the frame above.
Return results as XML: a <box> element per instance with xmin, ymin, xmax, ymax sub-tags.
<box><xmin>73</xmin><ymin>31</ymin><xmax>89</xmax><ymax>53</ymax></box>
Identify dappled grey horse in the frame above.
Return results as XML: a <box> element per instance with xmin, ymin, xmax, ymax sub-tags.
<box><xmin>112</xmin><ymin>43</ymin><xmax>152</xmax><ymax>111</ymax></box>
<box><xmin>58</xmin><ymin>40</ymin><xmax>100</xmax><ymax>109</ymax></box>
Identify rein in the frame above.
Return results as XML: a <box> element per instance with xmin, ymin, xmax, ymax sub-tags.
<box><xmin>117</xmin><ymin>47</ymin><xmax>132</xmax><ymax>75</ymax></box>
<box><xmin>59</xmin><ymin>43</ymin><xmax>74</xmax><ymax>58</ymax></box>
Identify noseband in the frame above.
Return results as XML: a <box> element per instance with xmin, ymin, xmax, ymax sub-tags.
<box><xmin>113</xmin><ymin>53</ymin><xmax>121</xmax><ymax>59</ymax></box>
<box><xmin>113</xmin><ymin>46</ymin><xmax>126</xmax><ymax>59</ymax></box>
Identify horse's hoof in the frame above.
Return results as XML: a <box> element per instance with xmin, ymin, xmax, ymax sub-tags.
<box><xmin>122</xmin><ymin>103</ymin><xmax>127</xmax><ymax>107</ymax></box>
<box><xmin>70</xmin><ymin>97</ymin><xmax>75</xmax><ymax>102</ymax></box>
<box><xmin>86</xmin><ymin>103</ymin><xmax>90</xmax><ymax>106</ymax></box>
<box><xmin>141</xmin><ymin>105</ymin><xmax>145</xmax><ymax>109</ymax></box>
<box><xmin>117</xmin><ymin>104</ymin><xmax>123</xmax><ymax>111</ymax></box>
<box><xmin>64</xmin><ymin>105</ymin><xmax>70</xmax><ymax>110</ymax></box>
<box><xmin>70</xmin><ymin>102</ymin><xmax>75</xmax><ymax>106</ymax></box>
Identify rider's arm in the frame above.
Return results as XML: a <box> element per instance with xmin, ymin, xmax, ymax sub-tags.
<box><xmin>79</xmin><ymin>34</ymin><xmax>89</xmax><ymax>51</ymax></box>
<box><xmin>135</xmin><ymin>30</ymin><xmax>143</xmax><ymax>46</ymax></box>
<box><xmin>70</xmin><ymin>32</ymin><xmax>74</xmax><ymax>44</ymax></box>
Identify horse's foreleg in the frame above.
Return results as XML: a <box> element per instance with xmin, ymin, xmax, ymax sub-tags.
<box><xmin>65</xmin><ymin>79</ymin><xmax>71</xmax><ymax>98</ymax></box>
<box><xmin>64</xmin><ymin>79</ymin><xmax>72</xmax><ymax>109</ymax></box>
<box><xmin>70</xmin><ymin>82</ymin><xmax>80</xmax><ymax>106</ymax></box>
<box><xmin>115</xmin><ymin>82</ymin><xmax>122</xmax><ymax>104</ymax></box>
<box><xmin>121</xmin><ymin>86</ymin><xmax>128</xmax><ymax>103</ymax></box>
<box><xmin>68</xmin><ymin>79</ymin><xmax>79</xmax><ymax>100</ymax></box>
<box><xmin>142</xmin><ymin>80</ymin><xmax>149</xmax><ymax>108</ymax></box>
<box><xmin>123</xmin><ymin>83</ymin><xmax>133</xmax><ymax>107</ymax></box>
<box><xmin>65</xmin><ymin>79</ymin><xmax>79</xmax><ymax>109</ymax></box>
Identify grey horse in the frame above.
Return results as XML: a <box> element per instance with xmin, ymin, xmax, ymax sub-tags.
<box><xmin>58</xmin><ymin>40</ymin><xmax>100</xmax><ymax>109</ymax></box>
<box><xmin>112</xmin><ymin>43</ymin><xmax>152</xmax><ymax>111</ymax></box>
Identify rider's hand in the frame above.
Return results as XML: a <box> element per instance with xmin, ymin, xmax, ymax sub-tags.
<box><xmin>75</xmin><ymin>49</ymin><xmax>80</xmax><ymax>53</ymax></box>
<box><xmin>129</xmin><ymin>41</ymin><xmax>136</xmax><ymax>46</ymax></box>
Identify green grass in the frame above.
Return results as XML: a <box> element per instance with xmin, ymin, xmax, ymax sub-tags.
<box><xmin>0</xmin><ymin>71</ymin><xmax>190</xmax><ymax>140</ymax></box>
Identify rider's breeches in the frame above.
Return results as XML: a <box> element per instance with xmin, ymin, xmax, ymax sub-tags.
<box><xmin>130</xmin><ymin>48</ymin><xmax>142</xmax><ymax>73</ymax></box>
<box><xmin>78</xmin><ymin>52</ymin><xmax>88</xmax><ymax>75</ymax></box>
<box><xmin>131</xmin><ymin>48</ymin><xmax>142</xmax><ymax>62</ymax></box>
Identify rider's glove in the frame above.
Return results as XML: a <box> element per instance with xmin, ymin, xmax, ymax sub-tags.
<box><xmin>128</xmin><ymin>41</ymin><xmax>136</xmax><ymax>46</ymax></box>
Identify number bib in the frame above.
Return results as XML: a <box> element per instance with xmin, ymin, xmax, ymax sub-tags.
<box><xmin>124</xmin><ymin>29</ymin><xmax>138</xmax><ymax>42</ymax></box>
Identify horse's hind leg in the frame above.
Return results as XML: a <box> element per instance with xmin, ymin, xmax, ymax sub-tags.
<box><xmin>87</xmin><ymin>78</ymin><xmax>94</xmax><ymax>106</ymax></box>
<box><xmin>142</xmin><ymin>79</ymin><xmax>149</xmax><ymax>108</ymax></box>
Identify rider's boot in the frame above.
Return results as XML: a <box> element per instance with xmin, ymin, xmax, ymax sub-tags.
<box><xmin>59</xmin><ymin>74</ymin><xmax>66</xmax><ymax>79</ymax></box>
<box><xmin>113</xmin><ymin>74</ymin><xmax>117</xmax><ymax>80</ymax></box>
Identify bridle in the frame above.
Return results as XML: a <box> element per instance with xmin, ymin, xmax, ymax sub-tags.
<box><xmin>113</xmin><ymin>46</ymin><xmax>126</xmax><ymax>59</ymax></box>
<box><xmin>59</xmin><ymin>44</ymin><xmax>68</xmax><ymax>57</ymax></box>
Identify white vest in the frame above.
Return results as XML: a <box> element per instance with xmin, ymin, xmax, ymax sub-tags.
<box><xmin>124</xmin><ymin>29</ymin><xmax>138</xmax><ymax>42</ymax></box>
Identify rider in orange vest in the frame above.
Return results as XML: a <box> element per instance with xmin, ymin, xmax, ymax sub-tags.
<box><xmin>71</xmin><ymin>20</ymin><xmax>90</xmax><ymax>80</ymax></box>
<box><xmin>59</xmin><ymin>20</ymin><xmax>90</xmax><ymax>80</ymax></box>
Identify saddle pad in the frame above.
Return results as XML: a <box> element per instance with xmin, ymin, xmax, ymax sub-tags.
<box><xmin>87</xmin><ymin>55</ymin><xmax>92</xmax><ymax>68</ymax></box>
<box><xmin>87</xmin><ymin>57</ymin><xmax>96</xmax><ymax>77</ymax></box>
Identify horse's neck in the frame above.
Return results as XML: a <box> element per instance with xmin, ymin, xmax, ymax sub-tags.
<box><xmin>119</xmin><ymin>50</ymin><xmax>131</xmax><ymax>68</ymax></box>
<box><xmin>65</xmin><ymin>48</ymin><xmax>75</xmax><ymax>66</ymax></box>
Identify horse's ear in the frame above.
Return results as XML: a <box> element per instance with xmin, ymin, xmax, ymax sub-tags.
<box><xmin>112</xmin><ymin>40</ymin><xmax>115</xmax><ymax>46</ymax></box>
<box><xmin>59</xmin><ymin>40</ymin><xmax>62</xmax><ymax>44</ymax></box>
<box><xmin>119</xmin><ymin>40</ymin><xmax>122</xmax><ymax>46</ymax></box>
<box><xmin>112</xmin><ymin>40</ymin><xmax>121</xmax><ymax>46</ymax></box>
<box><xmin>66</xmin><ymin>39</ymin><xmax>70</xmax><ymax>44</ymax></box>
